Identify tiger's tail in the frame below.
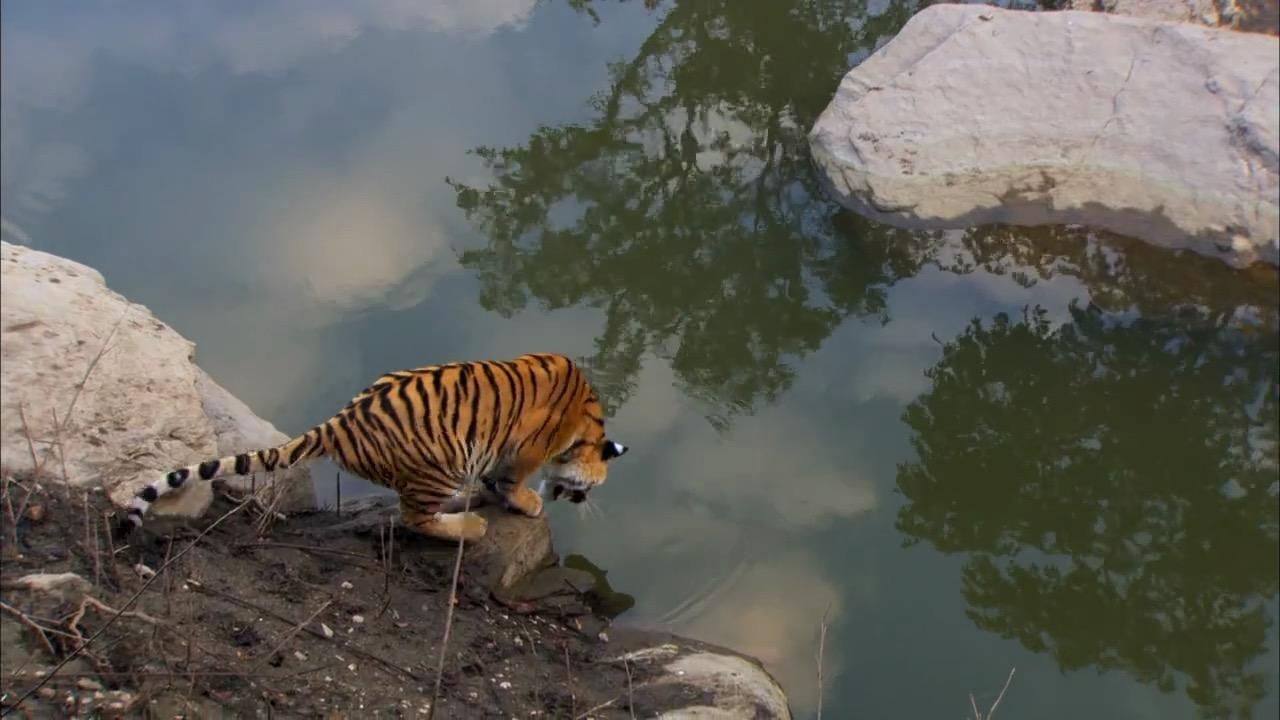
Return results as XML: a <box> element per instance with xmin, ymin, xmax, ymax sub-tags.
<box><xmin>119</xmin><ymin>422</ymin><xmax>330</xmax><ymax>534</ymax></box>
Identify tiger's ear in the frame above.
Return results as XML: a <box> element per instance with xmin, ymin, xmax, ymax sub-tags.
<box><xmin>602</xmin><ymin>440</ymin><xmax>628</xmax><ymax>461</ymax></box>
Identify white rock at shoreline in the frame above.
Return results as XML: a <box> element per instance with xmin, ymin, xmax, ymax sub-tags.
<box><xmin>808</xmin><ymin>4</ymin><xmax>1280</xmax><ymax>268</ymax></box>
<box><xmin>611</xmin><ymin>639</ymin><xmax>794</xmax><ymax>719</ymax></box>
<box><xmin>0</xmin><ymin>240</ymin><xmax>313</xmax><ymax>518</ymax></box>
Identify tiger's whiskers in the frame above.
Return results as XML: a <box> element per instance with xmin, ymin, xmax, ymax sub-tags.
<box><xmin>574</xmin><ymin>495</ymin><xmax>604</xmax><ymax>521</ymax></box>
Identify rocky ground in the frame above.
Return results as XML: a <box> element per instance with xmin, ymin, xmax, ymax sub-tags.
<box><xmin>0</xmin><ymin>479</ymin><xmax>787</xmax><ymax>718</ymax></box>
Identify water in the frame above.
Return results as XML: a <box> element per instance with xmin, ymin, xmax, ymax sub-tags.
<box><xmin>4</xmin><ymin>1</ymin><xmax>1277</xmax><ymax>717</ymax></box>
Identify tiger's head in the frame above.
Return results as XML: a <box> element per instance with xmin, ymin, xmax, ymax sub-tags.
<box><xmin>546</xmin><ymin>437</ymin><xmax>628</xmax><ymax>504</ymax></box>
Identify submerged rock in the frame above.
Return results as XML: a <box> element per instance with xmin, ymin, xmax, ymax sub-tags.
<box><xmin>808</xmin><ymin>4</ymin><xmax>1280</xmax><ymax>268</ymax></box>
<box><xmin>0</xmin><ymin>240</ymin><xmax>313</xmax><ymax>518</ymax></box>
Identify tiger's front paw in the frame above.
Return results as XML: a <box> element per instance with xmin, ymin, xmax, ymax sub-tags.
<box><xmin>505</xmin><ymin>486</ymin><xmax>544</xmax><ymax>518</ymax></box>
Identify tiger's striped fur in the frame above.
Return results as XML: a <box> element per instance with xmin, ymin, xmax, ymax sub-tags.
<box><xmin>119</xmin><ymin>353</ymin><xmax>628</xmax><ymax>541</ymax></box>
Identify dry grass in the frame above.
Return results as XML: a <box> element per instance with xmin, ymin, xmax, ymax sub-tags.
<box><xmin>969</xmin><ymin>667</ymin><xmax>1017</xmax><ymax>720</ymax></box>
<box><xmin>425</xmin><ymin>479</ymin><xmax>475</xmax><ymax>720</ymax></box>
<box><xmin>816</xmin><ymin>604</ymin><xmax>831</xmax><ymax>720</ymax></box>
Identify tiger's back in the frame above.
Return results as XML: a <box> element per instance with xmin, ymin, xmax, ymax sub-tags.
<box><xmin>120</xmin><ymin>353</ymin><xmax>629</xmax><ymax>540</ymax></box>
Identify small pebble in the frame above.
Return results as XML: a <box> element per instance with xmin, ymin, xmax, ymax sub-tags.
<box><xmin>351</xmin><ymin>614</ymin><xmax>365</xmax><ymax>624</ymax></box>
<box><xmin>294</xmin><ymin>651</ymin><xmax>308</xmax><ymax>662</ymax></box>
<box><xmin>320</xmin><ymin>623</ymin><xmax>334</xmax><ymax>639</ymax></box>
<box><xmin>498</xmin><ymin>681</ymin><xmax>512</xmax><ymax>690</ymax></box>
<box><xmin>340</xmin><ymin>581</ymin><xmax>354</xmax><ymax>590</ymax></box>
<box><xmin>76</xmin><ymin>678</ymin><xmax>102</xmax><ymax>691</ymax></box>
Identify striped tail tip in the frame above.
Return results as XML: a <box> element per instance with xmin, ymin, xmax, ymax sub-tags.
<box><xmin>115</xmin><ymin>507</ymin><xmax>144</xmax><ymax>539</ymax></box>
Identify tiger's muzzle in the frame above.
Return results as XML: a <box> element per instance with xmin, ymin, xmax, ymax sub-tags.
<box><xmin>550</xmin><ymin>480</ymin><xmax>590</xmax><ymax>504</ymax></box>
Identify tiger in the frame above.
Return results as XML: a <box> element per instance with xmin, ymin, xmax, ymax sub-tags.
<box><xmin>118</xmin><ymin>352</ymin><xmax>629</xmax><ymax>541</ymax></box>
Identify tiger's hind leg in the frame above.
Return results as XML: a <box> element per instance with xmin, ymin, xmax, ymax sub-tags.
<box><xmin>400</xmin><ymin>502</ymin><xmax>488</xmax><ymax>542</ymax></box>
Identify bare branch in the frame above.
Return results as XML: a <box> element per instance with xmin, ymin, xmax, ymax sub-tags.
<box><xmin>816</xmin><ymin>603</ymin><xmax>832</xmax><ymax>720</ymax></box>
<box><xmin>427</xmin><ymin>482</ymin><xmax>474</xmax><ymax>720</ymax></box>
<box><xmin>0</xmin><ymin>601</ymin><xmax>57</xmax><ymax>658</ymax></box>
<box><xmin>986</xmin><ymin>667</ymin><xmax>1016</xmax><ymax>720</ymax></box>
<box><xmin>251</xmin><ymin>600</ymin><xmax>333</xmax><ymax>672</ymax></box>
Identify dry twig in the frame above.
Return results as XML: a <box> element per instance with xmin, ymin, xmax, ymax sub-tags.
<box><xmin>2</xmin><ymin>475</ymin><xmax>18</xmax><ymax>555</ymax></box>
<box><xmin>624</xmin><ymin>654</ymin><xmax>637</xmax><ymax>720</ymax></box>
<box><xmin>14</xmin><ymin>405</ymin><xmax>43</xmax><ymax>529</ymax></box>
<box><xmin>0</xmin><ymin>601</ymin><xmax>57</xmax><ymax>658</ymax></box>
<box><xmin>77</xmin><ymin>595</ymin><xmax>162</xmax><ymax>626</ymax></box>
<box><xmin>376</xmin><ymin>517</ymin><xmax>395</xmax><ymax>619</ymax></box>
<box><xmin>100</xmin><ymin>511</ymin><xmax>118</xmax><ymax>587</ymax></box>
<box><xmin>816</xmin><ymin>603</ymin><xmax>831</xmax><ymax>720</ymax></box>
<box><xmin>574</xmin><ymin>696</ymin><xmax>618</xmax><ymax>719</ymax></box>
<box><xmin>426</xmin><ymin>482</ymin><xmax>475</xmax><ymax>720</ymax></box>
<box><xmin>61</xmin><ymin>311</ymin><xmax>126</xmax><ymax>433</ymax></box>
<box><xmin>251</xmin><ymin>599</ymin><xmax>333</xmax><ymax>672</ymax></box>
<box><xmin>969</xmin><ymin>667</ymin><xmax>1016</xmax><ymax>720</ymax></box>
<box><xmin>17</xmin><ymin>404</ymin><xmax>42</xmax><ymax>481</ymax></box>
<box><xmin>10</xmin><ymin>314</ymin><xmax>124</xmax><ymax>538</ymax></box>
<box><xmin>564</xmin><ymin>643</ymin><xmax>577</xmax><ymax>718</ymax></box>
<box><xmin>234</xmin><ymin>541</ymin><xmax>377</xmax><ymax>563</ymax></box>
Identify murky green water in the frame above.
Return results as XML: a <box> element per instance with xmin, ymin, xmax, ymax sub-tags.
<box><xmin>4</xmin><ymin>1</ymin><xmax>1277</xmax><ymax>717</ymax></box>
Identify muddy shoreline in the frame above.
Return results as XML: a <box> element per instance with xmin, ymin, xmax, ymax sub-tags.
<box><xmin>0</xmin><ymin>480</ymin><xmax>787</xmax><ymax>718</ymax></box>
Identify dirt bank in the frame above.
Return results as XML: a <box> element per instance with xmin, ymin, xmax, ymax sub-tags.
<box><xmin>0</xmin><ymin>477</ymin><xmax>789</xmax><ymax>718</ymax></box>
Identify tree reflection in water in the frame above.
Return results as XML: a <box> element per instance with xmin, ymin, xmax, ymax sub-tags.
<box><xmin>898</xmin><ymin>231</ymin><xmax>1278</xmax><ymax>718</ymax></box>
<box><xmin>449</xmin><ymin>0</ymin><xmax>925</xmax><ymax>426</ymax></box>
<box><xmin>448</xmin><ymin>0</ymin><xmax>1279</xmax><ymax>716</ymax></box>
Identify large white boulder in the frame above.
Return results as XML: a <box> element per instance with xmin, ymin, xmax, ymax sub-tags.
<box><xmin>808</xmin><ymin>4</ymin><xmax>1280</xmax><ymax>268</ymax></box>
<box><xmin>0</xmin><ymin>241</ymin><xmax>313</xmax><ymax>519</ymax></box>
